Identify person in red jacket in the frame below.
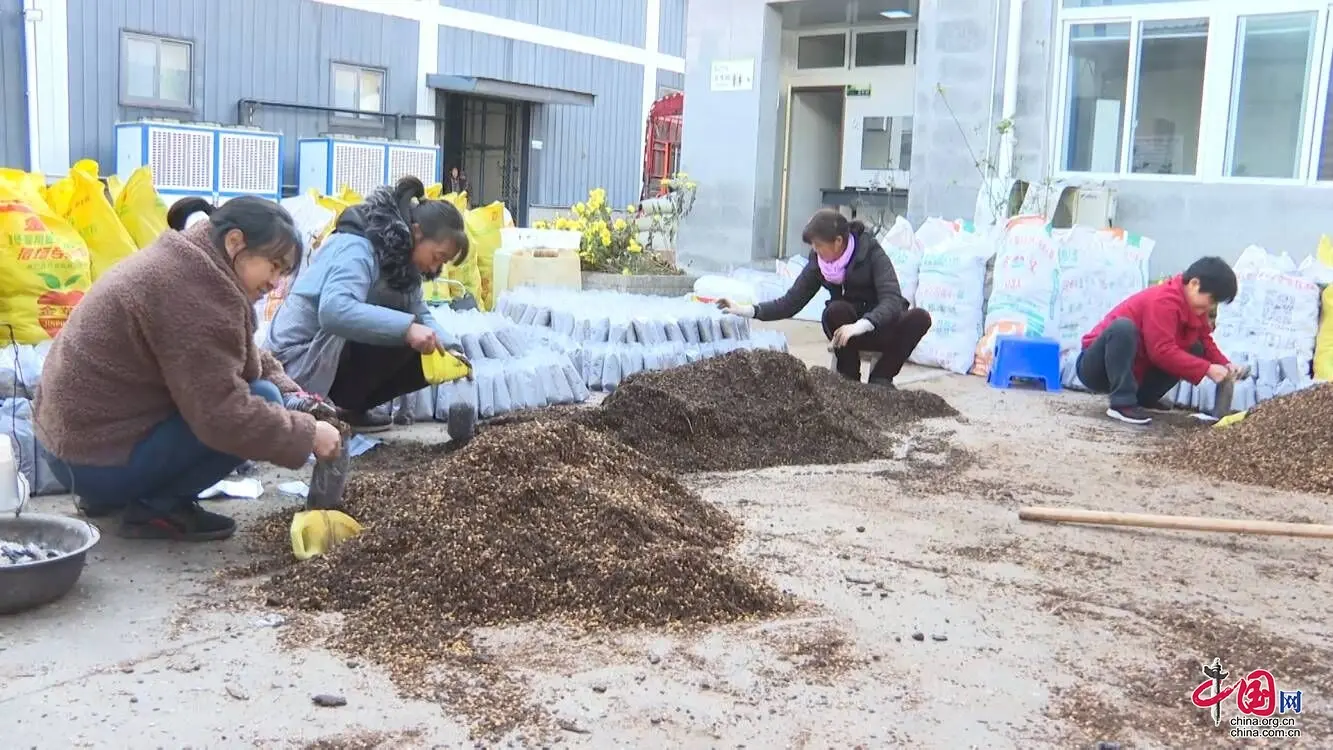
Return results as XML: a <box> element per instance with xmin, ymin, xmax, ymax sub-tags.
<box><xmin>1077</xmin><ymin>256</ymin><xmax>1244</xmax><ymax>425</ymax></box>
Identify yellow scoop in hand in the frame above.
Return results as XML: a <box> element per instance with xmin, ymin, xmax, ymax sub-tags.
<box><xmin>290</xmin><ymin>509</ymin><xmax>364</xmax><ymax>561</ymax></box>
<box><xmin>422</xmin><ymin>349</ymin><xmax>472</xmax><ymax>384</ymax></box>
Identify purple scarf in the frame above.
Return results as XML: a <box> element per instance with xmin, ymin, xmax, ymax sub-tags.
<box><xmin>818</xmin><ymin>233</ymin><xmax>856</xmax><ymax>284</ymax></box>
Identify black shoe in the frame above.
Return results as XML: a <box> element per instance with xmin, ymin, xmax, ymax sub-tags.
<box><xmin>1141</xmin><ymin>398</ymin><xmax>1175</xmax><ymax>412</ymax></box>
<box><xmin>339</xmin><ymin>409</ymin><xmax>393</xmax><ymax>433</ymax></box>
<box><xmin>1105</xmin><ymin>405</ymin><xmax>1152</xmax><ymax>425</ymax></box>
<box><xmin>867</xmin><ymin>375</ymin><xmax>897</xmax><ymax>390</ymax></box>
<box><xmin>74</xmin><ymin>498</ymin><xmax>120</xmax><ymax>519</ymax></box>
<box><xmin>119</xmin><ymin>499</ymin><xmax>237</xmax><ymax>541</ymax></box>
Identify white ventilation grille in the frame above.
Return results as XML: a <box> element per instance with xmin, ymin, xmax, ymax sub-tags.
<box><xmin>387</xmin><ymin>147</ymin><xmax>437</xmax><ymax>185</ymax></box>
<box><xmin>332</xmin><ymin>142</ymin><xmax>386</xmax><ymax>196</ymax></box>
<box><xmin>149</xmin><ymin>128</ymin><xmax>213</xmax><ymax>192</ymax></box>
<box><xmin>217</xmin><ymin>133</ymin><xmax>280</xmax><ymax>195</ymax></box>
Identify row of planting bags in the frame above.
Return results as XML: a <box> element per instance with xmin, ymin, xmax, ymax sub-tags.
<box><xmin>697</xmin><ymin>216</ymin><xmax>1333</xmax><ymax>413</ymax></box>
<box><xmin>403</xmin><ymin>289</ymin><xmax>788</xmax><ymax>421</ymax></box>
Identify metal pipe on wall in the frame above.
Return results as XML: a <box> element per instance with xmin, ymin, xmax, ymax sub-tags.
<box><xmin>22</xmin><ymin>3</ymin><xmax>42</xmax><ymax>172</ymax></box>
<box><xmin>985</xmin><ymin>0</ymin><xmax>1004</xmax><ymax>175</ymax></box>
<box><xmin>995</xmin><ymin>0</ymin><xmax>1024</xmax><ymax>180</ymax></box>
<box><xmin>236</xmin><ymin>99</ymin><xmax>448</xmax><ymax>141</ymax></box>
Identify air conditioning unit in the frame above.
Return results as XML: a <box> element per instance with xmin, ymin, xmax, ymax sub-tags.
<box><xmin>298</xmin><ymin>137</ymin><xmax>440</xmax><ymax>197</ymax></box>
<box><xmin>114</xmin><ymin>121</ymin><xmax>283</xmax><ymax>202</ymax></box>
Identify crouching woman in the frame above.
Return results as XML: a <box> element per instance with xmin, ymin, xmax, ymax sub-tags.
<box><xmin>264</xmin><ymin>177</ymin><xmax>470</xmax><ymax>432</ymax></box>
<box><xmin>34</xmin><ymin>198</ymin><xmax>343</xmax><ymax>541</ymax></box>
<box><xmin>718</xmin><ymin>208</ymin><xmax>932</xmax><ymax>388</ymax></box>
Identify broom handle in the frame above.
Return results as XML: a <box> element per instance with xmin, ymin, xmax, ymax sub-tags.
<box><xmin>1018</xmin><ymin>507</ymin><xmax>1333</xmax><ymax>540</ymax></box>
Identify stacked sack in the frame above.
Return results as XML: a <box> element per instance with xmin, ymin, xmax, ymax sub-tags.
<box><xmin>1182</xmin><ymin>244</ymin><xmax>1326</xmax><ymax>412</ymax></box>
<box><xmin>496</xmin><ymin>286</ymin><xmax>789</xmax><ymax>391</ymax></box>
<box><xmin>0</xmin><ymin>343</ymin><xmax>66</xmax><ymax>495</ymax></box>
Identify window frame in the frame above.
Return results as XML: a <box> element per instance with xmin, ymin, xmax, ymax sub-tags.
<box><xmin>852</xmin><ymin>28</ymin><xmax>912</xmax><ymax>68</ymax></box>
<box><xmin>329</xmin><ymin>62</ymin><xmax>388</xmax><ymax>126</ymax></box>
<box><xmin>794</xmin><ymin>30</ymin><xmax>851</xmax><ymax>70</ymax></box>
<box><xmin>119</xmin><ymin>31</ymin><xmax>195</xmax><ymax>111</ymax></box>
<box><xmin>1049</xmin><ymin>0</ymin><xmax>1333</xmax><ymax>186</ymax></box>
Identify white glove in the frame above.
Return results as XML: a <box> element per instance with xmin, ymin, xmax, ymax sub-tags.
<box><xmin>722</xmin><ymin>303</ymin><xmax>755</xmax><ymax>319</ymax></box>
<box><xmin>831</xmin><ymin>318</ymin><xmax>874</xmax><ymax>347</ymax></box>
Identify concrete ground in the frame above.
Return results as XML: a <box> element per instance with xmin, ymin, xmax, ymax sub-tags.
<box><xmin>4</xmin><ymin>319</ymin><xmax>1331</xmax><ymax>749</ymax></box>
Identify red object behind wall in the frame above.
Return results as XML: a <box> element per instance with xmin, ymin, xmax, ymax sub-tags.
<box><xmin>642</xmin><ymin>91</ymin><xmax>683</xmax><ymax>201</ymax></box>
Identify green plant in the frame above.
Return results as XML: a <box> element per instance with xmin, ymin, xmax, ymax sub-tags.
<box><xmin>934</xmin><ymin>83</ymin><xmax>1054</xmax><ymax>225</ymax></box>
<box><xmin>639</xmin><ymin>172</ymin><xmax>698</xmax><ymax>253</ymax></box>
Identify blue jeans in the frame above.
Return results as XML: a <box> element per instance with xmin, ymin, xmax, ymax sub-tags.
<box><xmin>49</xmin><ymin>380</ymin><xmax>283</xmax><ymax>514</ymax></box>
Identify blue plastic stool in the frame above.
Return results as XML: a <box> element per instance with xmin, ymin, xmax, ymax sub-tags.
<box><xmin>987</xmin><ymin>335</ymin><xmax>1062</xmax><ymax>392</ymax></box>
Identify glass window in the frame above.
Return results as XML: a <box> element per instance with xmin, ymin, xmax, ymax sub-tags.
<box><xmin>1225</xmin><ymin>13</ymin><xmax>1319</xmax><ymax>179</ymax></box>
<box><xmin>796</xmin><ymin>34</ymin><xmax>846</xmax><ymax>69</ymax></box>
<box><xmin>121</xmin><ymin>34</ymin><xmax>192</xmax><ymax>107</ymax></box>
<box><xmin>332</xmin><ymin>66</ymin><xmax>358</xmax><ymax>110</ymax></box>
<box><xmin>332</xmin><ymin>64</ymin><xmax>384</xmax><ymax>121</ymax></box>
<box><xmin>357</xmin><ymin>69</ymin><xmax>384</xmax><ymax>112</ymax></box>
<box><xmin>1130</xmin><ymin>19</ymin><xmax>1208</xmax><ymax>175</ymax></box>
<box><xmin>1059</xmin><ymin>4</ymin><xmax>1333</xmax><ymax>182</ymax></box>
<box><xmin>1061</xmin><ymin>23</ymin><xmax>1130</xmax><ymax>172</ymax></box>
<box><xmin>158</xmin><ymin>41</ymin><xmax>192</xmax><ymax>106</ymax></box>
<box><xmin>861</xmin><ymin>117</ymin><xmax>893</xmax><ymax>170</ymax></box>
<box><xmin>124</xmin><ymin>36</ymin><xmax>158</xmax><ymax>100</ymax></box>
<box><xmin>1321</xmin><ymin>54</ymin><xmax>1333</xmax><ymax>181</ymax></box>
<box><xmin>854</xmin><ymin>31</ymin><xmax>908</xmax><ymax>67</ymax></box>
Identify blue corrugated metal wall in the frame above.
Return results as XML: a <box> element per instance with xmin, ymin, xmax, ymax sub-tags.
<box><xmin>65</xmin><ymin>0</ymin><xmax>419</xmax><ymax>189</ymax></box>
<box><xmin>658</xmin><ymin>0</ymin><xmax>685</xmax><ymax>57</ymax></box>
<box><xmin>0</xmin><ymin>0</ymin><xmax>28</xmax><ymax>169</ymax></box>
<box><xmin>438</xmin><ymin>27</ymin><xmax>643</xmax><ymax>210</ymax></box>
<box><xmin>440</xmin><ymin>0</ymin><xmax>645</xmax><ymax>48</ymax></box>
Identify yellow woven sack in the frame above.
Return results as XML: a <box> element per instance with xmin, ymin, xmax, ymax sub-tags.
<box><xmin>0</xmin><ymin>187</ymin><xmax>94</xmax><ymax>343</ymax></box>
<box><xmin>113</xmin><ymin>167</ymin><xmax>167</xmax><ymax>249</ymax></box>
<box><xmin>66</xmin><ymin>168</ymin><xmax>137</xmax><ymax>280</ymax></box>
<box><xmin>464</xmin><ymin>201</ymin><xmax>505</xmax><ymax>309</ymax></box>
<box><xmin>1313</xmin><ymin>235</ymin><xmax>1333</xmax><ymax>381</ymax></box>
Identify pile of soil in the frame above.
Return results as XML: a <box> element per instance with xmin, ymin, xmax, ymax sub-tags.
<box><xmin>262</xmin><ymin>417</ymin><xmax>791</xmax><ymax>672</ymax></box>
<box><xmin>588</xmin><ymin>349</ymin><xmax>958</xmax><ymax>472</ymax></box>
<box><xmin>1164</xmin><ymin>383</ymin><xmax>1333</xmax><ymax>494</ymax></box>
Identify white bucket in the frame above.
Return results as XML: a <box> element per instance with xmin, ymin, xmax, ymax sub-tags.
<box><xmin>0</xmin><ymin>434</ymin><xmax>30</xmax><ymax>514</ymax></box>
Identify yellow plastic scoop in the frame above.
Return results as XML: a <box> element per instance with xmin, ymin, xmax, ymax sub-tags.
<box><xmin>1214</xmin><ymin>410</ymin><xmax>1248</xmax><ymax>429</ymax></box>
<box><xmin>290</xmin><ymin>509</ymin><xmax>363</xmax><ymax>561</ymax></box>
<box><xmin>422</xmin><ymin>349</ymin><xmax>472</xmax><ymax>384</ymax></box>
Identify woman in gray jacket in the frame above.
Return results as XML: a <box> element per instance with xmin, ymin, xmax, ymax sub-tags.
<box><xmin>265</xmin><ymin>176</ymin><xmax>469</xmax><ymax>432</ymax></box>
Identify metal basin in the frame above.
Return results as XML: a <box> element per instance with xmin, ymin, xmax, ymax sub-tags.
<box><xmin>0</xmin><ymin>513</ymin><xmax>101</xmax><ymax>615</ymax></box>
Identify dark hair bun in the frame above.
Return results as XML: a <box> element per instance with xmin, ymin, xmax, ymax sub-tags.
<box><xmin>393</xmin><ymin>176</ymin><xmax>427</xmax><ymax>203</ymax></box>
<box><xmin>166</xmin><ymin>197</ymin><xmax>215</xmax><ymax>231</ymax></box>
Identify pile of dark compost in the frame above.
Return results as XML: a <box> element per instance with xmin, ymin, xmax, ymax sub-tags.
<box><xmin>1164</xmin><ymin>383</ymin><xmax>1333</xmax><ymax>494</ymax></box>
<box><xmin>261</xmin><ymin>418</ymin><xmax>791</xmax><ymax>674</ymax></box>
<box><xmin>587</xmin><ymin>349</ymin><xmax>958</xmax><ymax>472</ymax></box>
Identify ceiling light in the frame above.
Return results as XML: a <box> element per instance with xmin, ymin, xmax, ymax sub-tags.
<box><xmin>880</xmin><ymin>10</ymin><xmax>912</xmax><ymax>19</ymax></box>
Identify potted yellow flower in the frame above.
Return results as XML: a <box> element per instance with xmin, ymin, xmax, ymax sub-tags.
<box><xmin>533</xmin><ymin>186</ymin><xmax>696</xmax><ymax>296</ymax></box>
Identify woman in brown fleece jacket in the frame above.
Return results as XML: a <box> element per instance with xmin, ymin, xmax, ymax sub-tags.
<box><xmin>33</xmin><ymin>197</ymin><xmax>343</xmax><ymax>541</ymax></box>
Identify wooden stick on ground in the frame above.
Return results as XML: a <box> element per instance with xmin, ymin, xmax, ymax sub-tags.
<box><xmin>1018</xmin><ymin>506</ymin><xmax>1333</xmax><ymax>540</ymax></box>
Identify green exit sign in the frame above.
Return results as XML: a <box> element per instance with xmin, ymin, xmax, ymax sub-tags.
<box><xmin>845</xmin><ymin>85</ymin><xmax>872</xmax><ymax>97</ymax></box>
